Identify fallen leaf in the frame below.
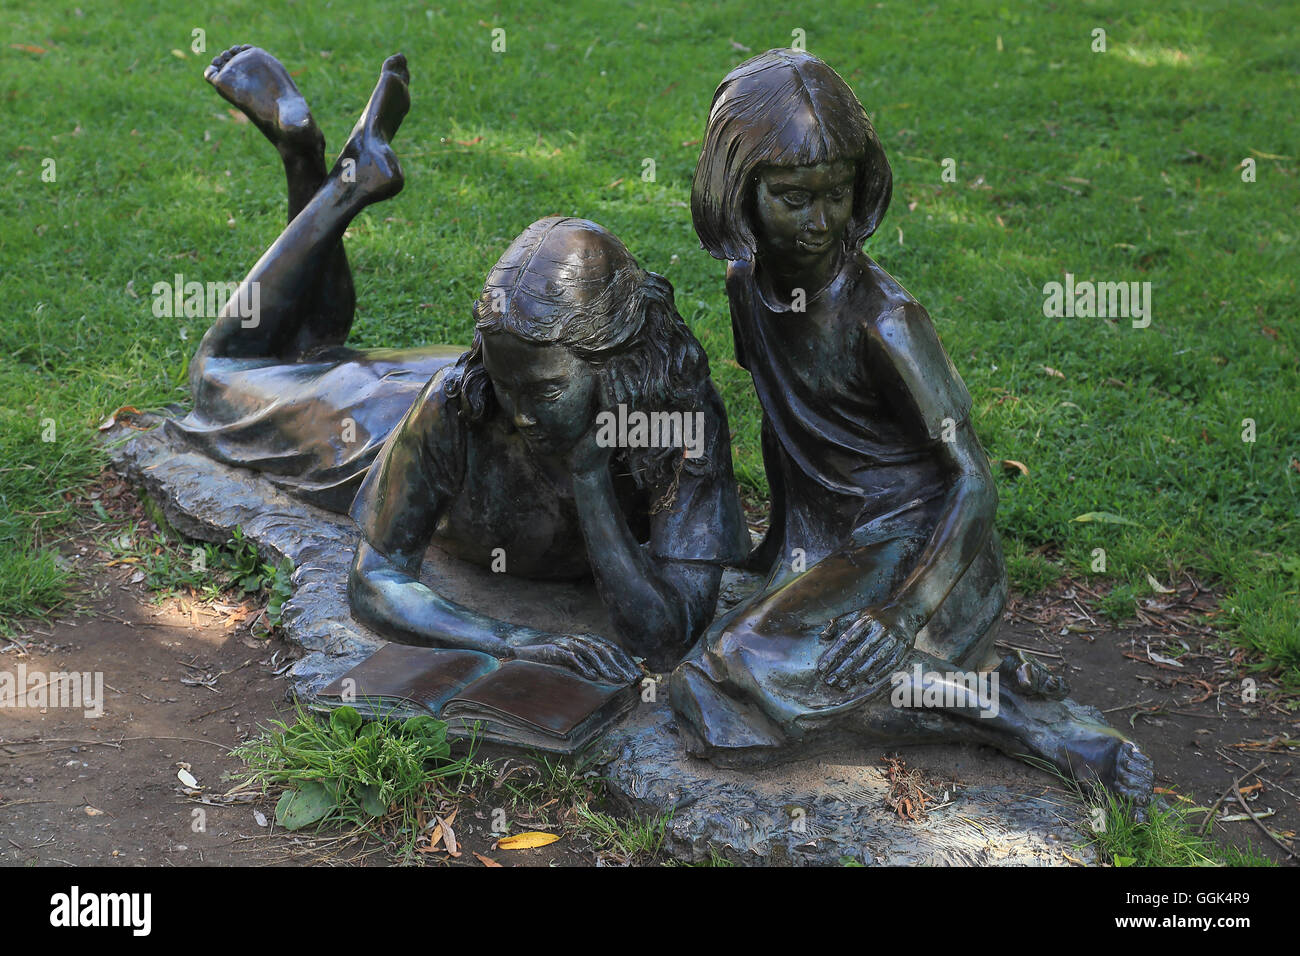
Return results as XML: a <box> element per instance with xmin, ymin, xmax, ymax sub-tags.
<box><xmin>997</xmin><ymin>459</ymin><xmax>1029</xmax><ymax>477</ymax></box>
<box><xmin>97</xmin><ymin>405</ymin><xmax>142</xmax><ymax>430</ymax></box>
<box><xmin>1146</xmin><ymin>573</ymin><xmax>1174</xmax><ymax>594</ymax></box>
<box><xmin>177</xmin><ymin>768</ymin><xmax>200</xmax><ymax>789</ymax></box>
<box><xmin>1041</xmin><ymin>366</ymin><xmax>1065</xmax><ymax>379</ymax></box>
<box><xmin>85</xmin><ymin>806</ymin><xmax>104</xmax><ymax>816</ymax></box>
<box><xmin>1147</xmin><ymin>647</ymin><xmax>1183</xmax><ymax>668</ymax></box>
<box><xmin>253</xmin><ymin>810</ymin><xmax>268</xmax><ymax>827</ymax></box>
<box><xmin>10</xmin><ymin>44</ymin><xmax>48</xmax><ymax>54</ymax></box>
<box><xmin>497</xmin><ymin>831</ymin><xmax>560</xmax><ymax>850</ymax></box>
<box><xmin>1072</xmin><ymin>511</ymin><xmax>1139</xmax><ymax>526</ymax></box>
<box><xmin>474</xmin><ymin>852</ymin><xmax>502</xmax><ymax>867</ymax></box>
<box><xmin>437</xmin><ymin>814</ymin><xmax>460</xmax><ymax>857</ymax></box>
<box><xmin>416</xmin><ymin>824</ymin><xmax>444</xmax><ymax>853</ymax></box>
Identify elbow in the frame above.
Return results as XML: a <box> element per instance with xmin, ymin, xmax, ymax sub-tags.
<box><xmin>620</xmin><ymin>601</ymin><xmax>690</xmax><ymax>672</ymax></box>
<box><xmin>347</xmin><ymin>543</ymin><xmax>386</xmax><ymax>628</ymax></box>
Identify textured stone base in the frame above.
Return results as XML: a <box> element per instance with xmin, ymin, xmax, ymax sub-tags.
<box><xmin>107</xmin><ymin>416</ymin><xmax>1093</xmax><ymax>866</ymax></box>
<box><xmin>600</xmin><ymin>704</ymin><xmax>1092</xmax><ymax>865</ymax></box>
<box><xmin>107</xmin><ymin>414</ymin><xmax>618</xmax><ymax>696</ymax></box>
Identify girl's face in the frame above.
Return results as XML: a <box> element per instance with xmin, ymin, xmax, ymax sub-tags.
<box><xmin>480</xmin><ymin>329</ymin><xmax>600</xmax><ymax>456</ymax></box>
<box><xmin>752</xmin><ymin>160</ymin><xmax>855</xmax><ymax>273</ymax></box>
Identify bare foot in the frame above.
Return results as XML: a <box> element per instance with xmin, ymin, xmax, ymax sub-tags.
<box><xmin>1056</xmin><ymin>726</ymin><xmax>1155</xmax><ymax>814</ymax></box>
<box><xmin>331</xmin><ymin>54</ymin><xmax>410</xmax><ymax>203</ymax></box>
<box><xmin>998</xmin><ymin>650</ymin><xmax>1069</xmax><ymax>699</ymax></box>
<box><xmin>205</xmin><ymin>45</ymin><xmax>323</xmax><ymax>158</ymax></box>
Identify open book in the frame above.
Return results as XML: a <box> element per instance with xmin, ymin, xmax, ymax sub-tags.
<box><xmin>314</xmin><ymin>643</ymin><xmax>637</xmax><ymax>754</ymax></box>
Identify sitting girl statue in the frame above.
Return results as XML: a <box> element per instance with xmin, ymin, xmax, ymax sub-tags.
<box><xmin>670</xmin><ymin>49</ymin><xmax>1153</xmax><ymax>807</ymax></box>
<box><xmin>173</xmin><ymin>47</ymin><xmax>749</xmax><ymax>678</ymax></box>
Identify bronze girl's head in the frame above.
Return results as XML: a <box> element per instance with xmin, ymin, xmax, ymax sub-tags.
<box><xmin>446</xmin><ymin>217</ymin><xmax>709</xmax><ymax>491</ymax></box>
<box><xmin>691</xmin><ymin>49</ymin><xmax>892</xmax><ymax>263</ymax></box>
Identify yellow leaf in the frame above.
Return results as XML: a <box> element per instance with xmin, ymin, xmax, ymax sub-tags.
<box><xmin>497</xmin><ymin>831</ymin><xmax>560</xmax><ymax>850</ymax></box>
<box><xmin>997</xmin><ymin>459</ymin><xmax>1029</xmax><ymax>477</ymax></box>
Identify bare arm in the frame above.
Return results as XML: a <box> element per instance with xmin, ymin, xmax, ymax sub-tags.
<box><xmin>346</xmin><ymin>379</ymin><xmax>637</xmax><ymax>682</ymax></box>
<box><xmin>349</xmin><ymin>541</ymin><xmax>637</xmax><ymax>682</ymax></box>
<box><xmin>874</xmin><ymin>421</ymin><xmax>997</xmax><ymax>637</ymax></box>
<box><xmin>571</xmin><ymin>465</ymin><xmax>722</xmax><ymax>668</ymax></box>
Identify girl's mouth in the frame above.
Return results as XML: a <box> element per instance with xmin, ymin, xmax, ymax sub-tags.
<box><xmin>796</xmin><ymin>235</ymin><xmax>833</xmax><ymax>254</ymax></box>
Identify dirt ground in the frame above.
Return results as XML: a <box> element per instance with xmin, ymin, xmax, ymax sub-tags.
<box><xmin>1</xmin><ymin>474</ymin><xmax>1295</xmax><ymax>866</ymax></box>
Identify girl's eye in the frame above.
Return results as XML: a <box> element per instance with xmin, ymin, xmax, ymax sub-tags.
<box><xmin>782</xmin><ymin>190</ymin><xmax>811</xmax><ymax>207</ymax></box>
<box><xmin>829</xmin><ymin>187</ymin><xmax>850</xmax><ymax>202</ymax></box>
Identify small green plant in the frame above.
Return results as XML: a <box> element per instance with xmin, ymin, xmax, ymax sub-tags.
<box><xmin>262</xmin><ymin>556</ymin><xmax>295</xmax><ymax>628</ymax></box>
<box><xmin>572</xmin><ymin>801</ymin><xmax>670</xmax><ymax>864</ymax></box>
<box><xmin>1004</xmin><ymin>538</ymin><xmax>1063</xmax><ymax>595</ymax></box>
<box><xmin>104</xmin><ymin>523</ymin><xmax>288</xmax><ymax>605</ymax></box>
<box><xmin>1084</xmin><ymin>790</ymin><xmax>1275</xmax><ymax>868</ymax></box>
<box><xmin>235</xmin><ymin>701</ymin><xmax>477</xmax><ymax>855</ymax></box>
<box><xmin>490</xmin><ymin>749</ymin><xmax>605</xmax><ymax>811</ymax></box>
<box><xmin>1098</xmin><ymin>580</ymin><xmax>1144</xmax><ymax>623</ymax></box>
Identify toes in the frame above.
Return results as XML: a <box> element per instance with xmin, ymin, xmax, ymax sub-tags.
<box><xmin>206</xmin><ymin>45</ymin><xmax>243</xmax><ymax>82</ymax></box>
<box><xmin>209</xmin><ymin>44</ymin><xmax>249</xmax><ymax>72</ymax></box>
<box><xmin>1116</xmin><ymin>744</ymin><xmax>1155</xmax><ymax>800</ymax></box>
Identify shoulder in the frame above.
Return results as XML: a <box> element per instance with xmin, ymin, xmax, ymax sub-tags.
<box><xmin>850</xmin><ymin>255</ymin><xmax>974</xmax><ymax>435</ymax></box>
<box><xmin>846</xmin><ymin>254</ymin><xmax>944</xmax><ymax>363</ymax></box>
<box><xmin>842</xmin><ymin>251</ymin><xmax>921</xmax><ymax>330</ymax></box>
<box><xmin>389</xmin><ymin>364</ymin><xmax>476</xmax><ymax>461</ymax></box>
<box><xmin>351</xmin><ymin>367</ymin><xmax>468</xmax><ymax>520</ymax></box>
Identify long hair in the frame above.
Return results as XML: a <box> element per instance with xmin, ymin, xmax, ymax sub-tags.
<box><xmin>691</xmin><ymin>49</ymin><xmax>893</xmax><ymax>262</ymax></box>
<box><xmin>443</xmin><ymin>217</ymin><xmax>710</xmax><ymax>500</ymax></box>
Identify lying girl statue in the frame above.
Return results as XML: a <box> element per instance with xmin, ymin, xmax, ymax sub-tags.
<box><xmin>174</xmin><ymin>47</ymin><xmax>749</xmax><ymax>678</ymax></box>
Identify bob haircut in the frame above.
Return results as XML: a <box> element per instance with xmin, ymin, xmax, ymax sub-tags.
<box><xmin>691</xmin><ymin>49</ymin><xmax>893</xmax><ymax>263</ymax></box>
<box><xmin>443</xmin><ymin>217</ymin><xmax>711</xmax><ymax>499</ymax></box>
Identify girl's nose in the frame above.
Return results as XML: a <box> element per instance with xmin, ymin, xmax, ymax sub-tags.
<box><xmin>513</xmin><ymin>409</ymin><xmax>537</xmax><ymax>429</ymax></box>
<box><xmin>806</xmin><ymin>204</ymin><xmax>829</xmax><ymax>233</ymax></box>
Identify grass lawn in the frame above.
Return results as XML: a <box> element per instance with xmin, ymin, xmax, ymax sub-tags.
<box><xmin>2</xmin><ymin>1</ymin><xmax>1296</xmax><ymax>676</ymax></box>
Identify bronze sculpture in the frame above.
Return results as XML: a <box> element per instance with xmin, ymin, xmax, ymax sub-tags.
<box><xmin>168</xmin><ymin>43</ymin><xmax>1153</xmax><ymax>807</ymax></box>
<box><xmin>174</xmin><ymin>47</ymin><xmax>749</xmax><ymax>677</ymax></box>
<box><xmin>670</xmin><ymin>50</ymin><xmax>1154</xmax><ymax>806</ymax></box>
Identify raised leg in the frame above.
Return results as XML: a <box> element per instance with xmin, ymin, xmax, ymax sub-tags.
<box><xmin>205</xmin><ymin>45</ymin><xmax>363</xmax><ymax>355</ymax></box>
<box><xmin>190</xmin><ymin>53</ymin><xmax>411</xmax><ymax>392</ymax></box>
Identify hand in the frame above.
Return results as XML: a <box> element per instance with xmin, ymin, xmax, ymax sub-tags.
<box><xmin>816</xmin><ymin>608</ymin><xmax>912</xmax><ymax>690</ymax></box>
<box><xmin>565</xmin><ymin>415</ymin><xmax>616</xmax><ymax>479</ymax></box>
<box><xmin>514</xmin><ymin>633</ymin><xmax>640</xmax><ymax>683</ymax></box>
